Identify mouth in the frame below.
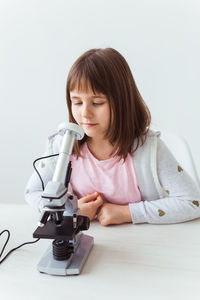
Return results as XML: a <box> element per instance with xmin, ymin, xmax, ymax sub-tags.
<box><xmin>82</xmin><ymin>123</ymin><xmax>98</xmax><ymax>127</ymax></box>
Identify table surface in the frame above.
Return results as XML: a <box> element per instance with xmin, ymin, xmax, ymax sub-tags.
<box><xmin>1</xmin><ymin>204</ymin><xmax>200</xmax><ymax>300</ymax></box>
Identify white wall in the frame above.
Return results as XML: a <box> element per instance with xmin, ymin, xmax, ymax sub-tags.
<box><xmin>0</xmin><ymin>0</ymin><xmax>199</xmax><ymax>204</ymax></box>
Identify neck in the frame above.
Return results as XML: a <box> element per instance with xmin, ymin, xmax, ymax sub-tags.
<box><xmin>87</xmin><ymin>138</ymin><xmax>115</xmax><ymax>160</ymax></box>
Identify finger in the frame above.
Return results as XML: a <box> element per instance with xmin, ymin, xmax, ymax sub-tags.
<box><xmin>79</xmin><ymin>192</ymin><xmax>99</xmax><ymax>203</ymax></box>
<box><xmin>93</xmin><ymin>195</ymin><xmax>104</xmax><ymax>207</ymax></box>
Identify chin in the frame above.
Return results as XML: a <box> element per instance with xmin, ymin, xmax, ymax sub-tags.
<box><xmin>84</xmin><ymin>131</ymin><xmax>96</xmax><ymax>138</ymax></box>
<box><xmin>84</xmin><ymin>127</ymin><xmax>98</xmax><ymax>133</ymax></box>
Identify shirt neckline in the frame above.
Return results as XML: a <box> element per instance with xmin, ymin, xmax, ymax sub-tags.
<box><xmin>84</xmin><ymin>142</ymin><xmax>118</xmax><ymax>164</ymax></box>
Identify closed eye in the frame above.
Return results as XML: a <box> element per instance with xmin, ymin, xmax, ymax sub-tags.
<box><xmin>93</xmin><ymin>102</ymin><xmax>104</xmax><ymax>106</ymax></box>
<box><xmin>72</xmin><ymin>102</ymin><xmax>105</xmax><ymax>106</ymax></box>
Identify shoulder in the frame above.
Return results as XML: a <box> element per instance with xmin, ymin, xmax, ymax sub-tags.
<box><xmin>132</xmin><ymin>129</ymin><xmax>170</xmax><ymax>164</ymax></box>
<box><xmin>144</xmin><ymin>129</ymin><xmax>171</xmax><ymax>157</ymax></box>
<box><xmin>45</xmin><ymin>125</ymin><xmax>64</xmax><ymax>155</ymax></box>
<box><xmin>133</xmin><ymin>129</ymin><xmax>161</xmax><ymax>152</ymax></box>
<box><xmin>146</xmin><ymin>129</ymin><xmax>161</xmax><ymax>138</ymax></box>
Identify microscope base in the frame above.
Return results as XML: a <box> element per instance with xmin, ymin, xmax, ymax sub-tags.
<box><xmin>37</xmin><ymin>233</ymin><xmax>94</xmax><ymax>275</ymax></box>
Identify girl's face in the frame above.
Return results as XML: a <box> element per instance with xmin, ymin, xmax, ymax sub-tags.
<box><xmin>70</xmin><ymin>87</ymin><xmax>110</xmax><ymax>141</ymax></box>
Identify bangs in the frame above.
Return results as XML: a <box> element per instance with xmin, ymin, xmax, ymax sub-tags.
<box><xmin>67</xmin><ymin>58</ymin><xmax>107</xmax><ymax>96</ymax></box>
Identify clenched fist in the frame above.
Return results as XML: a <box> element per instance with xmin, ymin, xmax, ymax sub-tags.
<box><xmin>97</xmin><ymin>200</ymin><xmax>132</xmax><ymax>226</ymax></box>
<box><xmin>78</xmin><ymin>192</ymin><xmax>103</xmax><ymax>221</ymax></box>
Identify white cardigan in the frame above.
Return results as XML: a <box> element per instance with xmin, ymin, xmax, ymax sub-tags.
<box><xmin>24</xmin><ymin>130</ymin><xmax>200</xmax><ymax>224</ymax></box>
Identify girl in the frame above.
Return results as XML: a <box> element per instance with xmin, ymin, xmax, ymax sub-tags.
<box><xmin>25</xmin><ymin>48</ymin><xmax>200</xmax><ymax>226</ymax></box>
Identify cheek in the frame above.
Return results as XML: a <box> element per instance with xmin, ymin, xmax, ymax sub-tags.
<box><xmin>71</xmin><ymin>106</ymin><xmax>79</xmax><ymax>121</ymax></box>
<box><xmin>102</xmin><ymin>106</ymin><xmax>110</xmax><ymax>124</ymax></box>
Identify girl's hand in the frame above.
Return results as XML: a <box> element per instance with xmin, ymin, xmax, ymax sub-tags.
<box><xmin>78</xmin><ymin>192</ymin><xmax>103</xmax><ymax>221</ymax></box>
<box><xmin>97</xmin><ymin>202</ymin><xmax>132</xmax><ymax>226</ymax></box>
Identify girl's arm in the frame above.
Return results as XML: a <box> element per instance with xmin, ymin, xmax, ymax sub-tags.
<box><xmin>24</xmin><ymin>154</ymin><xmax>54</xmax><ymax>212</ymax></box>
<box><xmin>25</xmin><ymin>134</ymin><xmax>63</xmax><ymax>212</ymax></box>
<box><xmin>129</xmin><ymin>138</ymin><xmax>200</xmax><ymax>224</ymax></box>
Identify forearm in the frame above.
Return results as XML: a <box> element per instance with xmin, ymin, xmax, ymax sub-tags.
<box><xmin>25</xmin><ymin>190</ymin><xmax>43</xmax><ymax>212</ymax></box>
<box><xmin>129</xmin><ymin>196</ymin><xmax>200</xmax><ymax>224</ymax></box>
<box><xmin>24</xmin><ymin>157</ymin><xmax>54</xmax><ymax>211</ymax></box>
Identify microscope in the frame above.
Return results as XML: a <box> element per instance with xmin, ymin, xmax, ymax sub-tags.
<box><xmin>33</xmin><ymin>123</ymin><xmax>94</xmax><ymax>276</ymax></box>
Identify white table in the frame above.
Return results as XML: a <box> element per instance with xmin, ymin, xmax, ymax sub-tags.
<box><xmin>1</xmin><ymin>204</ymin><xmax>200</xmax><ymax>300</ymax></box>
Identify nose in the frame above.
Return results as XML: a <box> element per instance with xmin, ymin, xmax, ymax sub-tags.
<box><xmin>82</xmin><ymin>104</ymin><xmax>93</xmax><ymax>118</ymax></box>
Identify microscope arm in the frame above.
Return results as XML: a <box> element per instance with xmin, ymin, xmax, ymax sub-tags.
<box><xmin>38</xmin><ymin>123</ymin><xmax>84</xmax><ymax>227</ymax></box>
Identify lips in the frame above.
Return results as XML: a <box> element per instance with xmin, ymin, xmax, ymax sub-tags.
<box><xmin>84</xmin><ymin>123</ymin><xmax>97</xmax><ymax>125</ymax></box>
<box><xmin>82</xmin><ymin>122</ymin><xmax>98</xmax><ymax>126</ymax></box>
<box><xmin>83</xmin><ymin>123</ymin><xmax>98</xmax><ymax>128</ymax></box>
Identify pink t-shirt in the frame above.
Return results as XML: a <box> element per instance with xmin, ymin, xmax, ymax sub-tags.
<box><xmin>70</xmin><ymin>143</ymin><xmax>141</xmax><ymax>205</ymax></box>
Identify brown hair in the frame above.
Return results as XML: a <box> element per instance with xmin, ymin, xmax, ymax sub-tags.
<box><xmin>66</xmin><ymin>48</ymin><xmax>151</xmax><ymax>160</ymax></box>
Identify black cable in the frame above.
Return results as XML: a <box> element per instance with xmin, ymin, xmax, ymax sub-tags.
<box><xmin>0</xmin><ymin>230</ymin><xmax>40</xmax><ymax>264</ymax></box>
<box><xmin>0</xmin><ymin>154</ymin><xmax>60</xmax><ymax>265</ymax></box>
<box><xmin>33</xmin><ymin>153</ymin><xmax>59</xmax><ymax>190</ymax></box>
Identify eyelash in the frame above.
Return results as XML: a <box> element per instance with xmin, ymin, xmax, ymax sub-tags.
<box><xmin>73</xmin><ymin>102</ymin><xmax>104</xmax><ymax>106</ymax></box>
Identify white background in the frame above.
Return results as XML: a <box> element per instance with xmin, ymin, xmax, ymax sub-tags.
<box><xmin>0</xmin><ymin>0</ymin><xmax>199</xmax><ymax>204</ymax></box>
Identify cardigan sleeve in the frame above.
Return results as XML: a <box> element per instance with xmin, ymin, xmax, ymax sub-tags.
<box><xmin>24</xmin><ymin>155</ymin><xmax>54</xmax><ymax>212</ymax></box>
<box><xmin>24</xmin><ymin>133</ymin><xmax>57</xmax><ymax>212</ymax></box>
<box><xmin>129</xmin><ymin>138</ymin><xmax>200</xmax><ymax>224</ymax></box>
